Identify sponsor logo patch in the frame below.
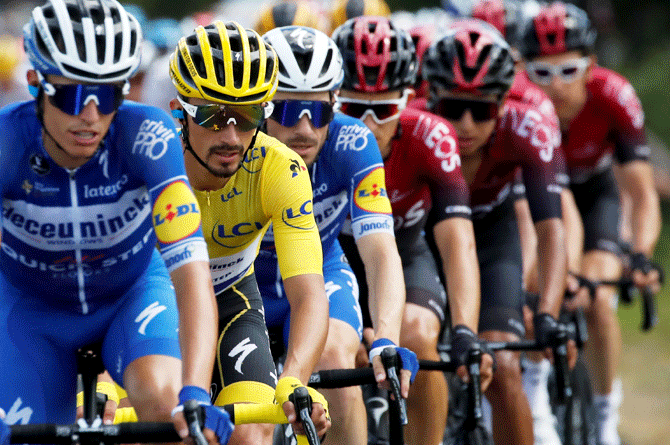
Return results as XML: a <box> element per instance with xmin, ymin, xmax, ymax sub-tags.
<box><xmin>152</xmin><ymin>181</ymin><xmax>201</xmax><ymax>244</ymax></box>
<box><xmin>353</xmin><ymin>168</ymin><xmax>391</xmax><ymax>213</ymax></box>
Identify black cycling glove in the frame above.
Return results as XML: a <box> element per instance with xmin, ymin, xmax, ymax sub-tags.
<box><xmin>533</xmin><ymin>313</ymin><xmax>562</xmax><ymax>348</ymax></box>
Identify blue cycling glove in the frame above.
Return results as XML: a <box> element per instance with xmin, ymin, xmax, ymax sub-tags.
<box><xmin>369</xmin><ymin>338</ymin><xmax>419</xmax><ymax>382</ymax></box>
<box><xmin>1</xmin><ymin>413</ymin><xmax>9</xmax><ymax>445</ymax></box>
<box><xmin>173</xmin><ymin>386</ymin><xmax>234</xmax><ymax>445</ymax></box>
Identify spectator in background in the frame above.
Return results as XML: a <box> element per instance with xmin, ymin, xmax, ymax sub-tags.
<box><xmin>330</xmin><ymin>0</ymin><xmax>391</xmax><ymax>31</ymax></box>
<box><xmin>255</xmin><ymin>0</ymin><xmax>331</xmax><ymax>35</ymax></box>
<box><xmin>0</xmin><ymin>34</ymin><xmax>32</xmax><ymax>108</ymax></box>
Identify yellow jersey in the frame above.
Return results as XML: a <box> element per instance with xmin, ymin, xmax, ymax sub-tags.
<box><xmin>195</xmin><ymin>132</ymin><xmax>323</xmax><ymax>294</ymax></box>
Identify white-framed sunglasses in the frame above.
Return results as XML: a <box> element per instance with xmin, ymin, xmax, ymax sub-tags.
<box><xmin>336</xmin><ymin>88</ymin><xmax>412</xmax><ymax>124</ymax></box>
<box><xmin>525</xmin><ymin>57</ymin><xmax>590</xmax><ymax>86</ymax></box>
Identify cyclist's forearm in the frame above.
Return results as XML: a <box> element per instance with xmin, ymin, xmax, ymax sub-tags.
<box><xmin>535</xmin><ymin>218</ymin><xmax>567</xmax><ymax>318</ymax></box>
<box><xmin>282</xmin><ymin>273</ymin><xmax>329</xmax><ymax>382</ymax></box>
<box><xmin>358</xmin><ymin>234</ymin><xmax>405</xmax><ymax>343</ymax></box>
<box><xmin>434</xmin><ymin>218</ymin><xmax>480</xmax><ymax>331</ymax></box>
<box><xmin>630</xmin><ymin>187</ymin><xmax>661</xmax><ymax>257</ymax></box>
<box><xmin>171</xmin><ymin>261</ymin><xmax>218</xmax><ymax>389</ymax></box>
<box><xmin>561</xmin><ymin>189</ymin><xmax>584</xmax><ymax>272</ymax></box>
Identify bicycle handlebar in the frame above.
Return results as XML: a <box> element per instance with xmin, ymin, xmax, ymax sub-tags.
<box><xmin>12</xmin><ymin>396</ymin><xmax>322</xmax><ymax>445</ymax></box>
<box><xmin>574</xmin><ymin>274</ymin><xmax>658</xmax><ymax>332</ymax></box>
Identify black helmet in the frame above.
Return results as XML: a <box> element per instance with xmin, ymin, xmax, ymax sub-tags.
<box><xmin>422</xmin><ymin>19</ymin><xmax>515</xmax><ymax>100</ymax></box>
<box><xmin>518</xmin><ymin>2</ymin><xmax>596</xmax><ymax>59</ymax></box>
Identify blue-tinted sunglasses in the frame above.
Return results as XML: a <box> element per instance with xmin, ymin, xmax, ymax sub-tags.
<box><xmin>36</xmin><ymin>73</ymin><xmax>127</xmax><ymax>116</ymax></box>
<box><xmin>270</xmin><ymin>100</ymin><xmax>335</xmax><ymax>128</ymax></box>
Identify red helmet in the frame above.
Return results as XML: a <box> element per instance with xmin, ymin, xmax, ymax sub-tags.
<box><xmin>409</xmin><ymin>25</ymin><xmax>435</xmax><ymax>97</ymax></box>
<box><xmin>519</xmin><ymin>2</ymin><xmax>596</xmax><ymax>59</ymax></box>
<box><xmin>332</xmin><ymin>16</ymin><xmax>417</xmax><ymax>92</ymax></box>
<box><xmin>471</xmin><ymin>0</ymin><xmax>519</xmax><ymax>43</ymax></box>
<box><xmin>422</xmin><ymin>19</ymin><xmax>515</xmax><ymax>100</ymax></box>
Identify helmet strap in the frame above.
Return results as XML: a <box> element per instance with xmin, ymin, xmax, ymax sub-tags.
<box><xmin>180</xmin><ymin>118</ymin><xmax>212</xmax><ymax>171</ymax></box>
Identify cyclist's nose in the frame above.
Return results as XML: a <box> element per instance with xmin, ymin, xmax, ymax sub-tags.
<box><xmin>78</xmin><ymin>100</ymin><xmax>101</xmax><ymax>123</ymax></box>
<box><xmin>216</xmin><ymin>122</ymin><xmax>242</xmax><ymax>145</ymax></box>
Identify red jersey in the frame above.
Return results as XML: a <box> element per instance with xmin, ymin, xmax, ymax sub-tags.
<box><xmin>525</xmin><ymin>66</ymin><xmax>648</xmax><ymax>184</ymax></box>
<box><xmin>384</xmin><ymin>108</ymin><xmax>471</xmax><ymax>251</ymax></box>
<box><xmin>509</xmin><ymin>72</ymin><xmax>569</xmax><ymax>188</ymax></box>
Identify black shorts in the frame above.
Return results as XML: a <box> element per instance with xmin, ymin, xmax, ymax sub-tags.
<box><xmin>472</xmin><ymin>195</ymin><xmax>526</xmax><ymax>337</ymax></box>
<box><xmin>211</xmin><ymin>274</ymin><xmax>277</xmax><ymax>406</ymax></box>
<box><xmin>570</xmin><ymin>169</ymin><xmax>622</xmax><ymax>255</ymax></box>
<box><xmin>338</xmin><ymin>234</ymin><xmax>447</xmax><ymax>329</ymax></box>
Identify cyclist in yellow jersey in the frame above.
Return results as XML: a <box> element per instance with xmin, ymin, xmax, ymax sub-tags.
<box><xmin>168</xmin><ymin>21</ymin><xmax>330</xmax><ymax>445</ymax></box>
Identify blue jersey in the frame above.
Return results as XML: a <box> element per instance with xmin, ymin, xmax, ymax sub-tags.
<box><xmin>0</xmin><ymin>100</ymin><xmax>208</xmax><ymax>314</ymax></box>
<box><xmin>255</xmin><ymin>113</ymin><xmax>394</xmax><ymax>301</ymax></box>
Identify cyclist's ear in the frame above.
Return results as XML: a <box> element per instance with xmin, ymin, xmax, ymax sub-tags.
<box><xmin>169</xmin><ymin>98</ymin><xmax>185</xmax><ymax>121</ymax></box>
<box><xmin>27</xmin><ymin>69</ymin><xmax>39</xmax><ymax>98</ymax></box>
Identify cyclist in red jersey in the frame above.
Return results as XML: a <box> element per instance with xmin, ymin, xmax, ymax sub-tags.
<box><xmin>421</xmin><ymin>19</ymin><xmax>572</xmax><ymax>445</ymax></box>
<box><xmin>332</xmin><ymin>16</ymin><xmax>494</xmax><ymax>445</ymax></box>
<box><xmin>519</xmin><ymin>4</ymin><xmax>661</xmax><ymax>445</ymax></box>
<box><xmin>473</xmin><ymin>4</ymin><xmax>585</xmax><ymax>443</ymax></box>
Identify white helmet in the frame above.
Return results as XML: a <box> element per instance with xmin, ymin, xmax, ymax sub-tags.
<box><xmin>23</xmin><ymin>0</ymin><xmax>142</xmax><ymax>83</ymax></box>
<box><xmin>263</xmin><ymin>26</ymin><xmax>343</xmax><ymax>92</ymax></box>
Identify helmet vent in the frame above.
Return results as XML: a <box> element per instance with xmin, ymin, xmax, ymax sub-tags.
<box><xmin>363</xmin><ymin>65</ymin><xmax>379</xmax><ymax>87</ymax></box>
<box><xmin>43</xmin><ymin>5</ymin><xmax>56</xmax><ymax>19</ymax></box>
<box><xmin>265</xmin><ymin>52</ymin><xmax>275</xmax><ymax>83</ymax></box>
<box><xmin>90</xmin><ymin>7</ymin><xmax>105</xmax><ymax>25</ymax></box>
<box><xmin>67</xmin><ymin>4</ymin><xmax>82</xmax><ymax>22</ymax></box>
<box><xmin>296</xmin><ymin>48</ymin><xmax>313</xmax><ymax>74</ymax></box>
<box><xmin>319</xmin><ymin>49</ymin><xmax>333</xmax><ymax>77</ymax></box>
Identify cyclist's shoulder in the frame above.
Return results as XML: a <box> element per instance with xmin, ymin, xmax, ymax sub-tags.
<box><xmin>498</xmin><ymin>99</ymin><xmax>560</xmax><ymax>158</ymax></box>
<box><xmin>0</xmin><ymin>100</ymin><xmax>38</xmax><ymax>129</ymax></box>
<box><xmin>249</xmin><ymin>132</ymin><xmax>311</xmax><ymax>189</ymax></box>
<box><xmin>323</xmin><ymin>112</ymin><xmax>376</xmax><ymax>151</ymax></box>
<box><xmin>112</xmin><ymin>101</ymin><xmax>176</xmax><ymax>130</ymax></box>
<box><xmin>584</xmin><ymin>66</ymin><xmax>644</xmax><ymax>130</ymax></box>
<box><xmin>586</xmin><ymin>66</ymin><xmax>637</xmax><ymax>102</ymax></box>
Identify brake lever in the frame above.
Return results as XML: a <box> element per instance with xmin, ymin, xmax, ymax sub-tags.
<box><xmin>289</xmin><ymin>386</ymin><xmax>320</xmax><ymax>445</ymax></box>
<box><xmin>183</xmin><ymin>399</ymin><xmax>207</xmax><ymax>445</ymax></box>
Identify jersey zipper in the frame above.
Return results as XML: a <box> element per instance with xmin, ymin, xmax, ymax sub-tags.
<box><xmin>206</xmin><ymin>190</ymin><xmax>211</xmax><ymax>206</ymax></box>
<box><xmin>68</xmin><ymin>169</ymin><xmax>88</xmax><ymax>314</ymax></box>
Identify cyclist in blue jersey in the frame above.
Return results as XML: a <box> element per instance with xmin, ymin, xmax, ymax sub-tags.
<box><xmin>256</xmin><ymin>26</ymin><xmax>418</xmax><ymax>445</ymax></box>
<box><xmin>0</xmin><ymin>1</ymin><xmax>231</xmax><ymax>445</ymax></box>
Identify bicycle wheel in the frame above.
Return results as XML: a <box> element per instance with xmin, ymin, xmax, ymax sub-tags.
<box><xmin>551</xmin><ymin>358</ymin><xmax>597</xmax><ymax>445</ymax></box>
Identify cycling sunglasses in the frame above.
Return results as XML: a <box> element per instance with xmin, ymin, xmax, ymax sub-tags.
<box><xmin>270</xmin><ymin>100</ymin><xmax>335</xmax><ymax>128</ymax></box>
<box><xmin>177</xmin><ymin>96</ymin><xmax>267</xmax><ymax>132</ymax></box>
<box><xmin>337</xmin><ymin>89</ymin><xmax>411</xmax><ymax>124</ymax></box>
<box><xmin>525</xmin><ymin>57</ymin><xmax>590</xmax><ymax>86</ymax></box>
<box><xmin>43</xmin><ymin>82</ymin><xmax>126</xmax><ymax>116</ymax></box>
<box><xmin>432</xmin><ymin>97</ymin><xmax>500</xmax><ymax>122</ymax></box>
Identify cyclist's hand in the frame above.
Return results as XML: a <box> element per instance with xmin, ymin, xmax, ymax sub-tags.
<box><xmin>450</xmin><ymin>325</ymin><xmax>494</xmax><ymax>390</ymax></box>
<box><xmin>369</xmin><ymin>339</ymin><xmax>418</xmax><ymax>399</ymax></box>
<box><xmin>564</xmin><ymin>274</ymin><xmax>591</xmax><ymax>311</ymax></box>
<box><xmin>276</xmin><ymin>377</ymin><xmax>331</xmax><ymax>437</ymax></box>
<box><xmin>172</xmin><ymin>386</ymin><xmax>234</xmax><ymax>445</ymax></box>
<box><xmin>631</xmin><ymin>253</ymin><xmax>663</xmax><ymax>294</ymax></box>
<box><xmin>566</xmin><ymin>338</ymin><xmax>578</xmax><ymax>370</ymax></box>
<box><xmin>0</xmin><ymin>408</ymin><xmax>9</xmax><ymax>445</ymax></box>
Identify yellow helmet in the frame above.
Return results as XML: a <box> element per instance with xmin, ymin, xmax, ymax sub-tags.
<box><xmin>169</xmin><ymin>20</ymin><xmax>278</xmax><ymax>104</ymax></box>
<box><xmin>255</xmin><ymin>0</ymin><xmax>330</xmax><ymax>35</ymax></box>
<box><xmin>0</xmin><ymin>35</ymin><xmax>22</xmax><ymax>82</ymax></box>
<box><xmin>331</xmin><ymin>0</ymin><xmax>391</xmax><ymax>30</ymax></box>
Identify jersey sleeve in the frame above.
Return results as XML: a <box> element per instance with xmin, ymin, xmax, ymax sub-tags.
<box><xmin>412</xmin><ymin>112</ymin><xmax>471</xmax><ymax>221</ymax></box>
<box><xmin>510</xmin><ymin>104</ymin><xmax>563</xmax><ymax>222</ymax></box>
<box><xmin>603</xmin><ymin>75</ymin><xmax>649</xmax><ymax>164</ymax></box>
<box><xmin>120</xmin><ymin>104</ymin><xmax>209</xmax><ymax>272</ymax></box>
<box><xmin>335</xmin><ymin>119</ymin><xmax>395</xmax><ymax>240</ymax></box>
<box><xmin>261</xmin><ymin>147</ymin><xmax>323</xmax><ymax>280</ymax></box>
